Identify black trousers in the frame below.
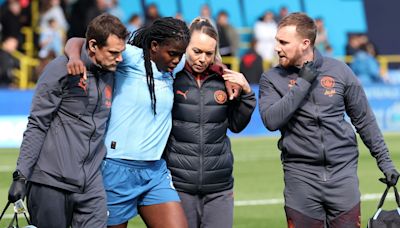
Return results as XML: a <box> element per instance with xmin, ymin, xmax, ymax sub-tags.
<box><xmin>178</xmin><ymin>189</ymin><xmax>234</xmax><ymax>228</ymax></box>
<box><xmin>26</xmin><ymin>173</ymin><xmax>107</xmax><ymax>228</ymax></box>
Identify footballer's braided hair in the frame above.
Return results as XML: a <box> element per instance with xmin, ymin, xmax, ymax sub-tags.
<box><xmin>128</xmin><ymin>17</ymin><xmax>190</xmax><ymax>115</ymax></box>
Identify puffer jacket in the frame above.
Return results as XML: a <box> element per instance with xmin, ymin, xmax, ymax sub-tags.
<box><xmin>164</xmin><ymin>66</ymin><xmax>256</xmax><ymax>194</ymax></box>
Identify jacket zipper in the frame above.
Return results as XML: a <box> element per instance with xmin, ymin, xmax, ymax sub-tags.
<box><xmin>197</xmin><ymin>73</ymin><xmax>205</xmax><ymax>192</ymax></box>
<box><xmin>311</xmin><ymin>90</ymin><xmax>327</xmax><ymax>181</ymax></box>
<box><xmin>82</xmin><ymin>75</ymin><xmax>101</xmax><ymax>192</ymax></box>
<box><xmin>187</xmin><ymin>71</ymin><xmax>218</xmax><ymax>192</ymax></box>
<box><xmin>199</xmin><ymin>87</ymin><xmax>204</xmax><ymax>192</ymax></box>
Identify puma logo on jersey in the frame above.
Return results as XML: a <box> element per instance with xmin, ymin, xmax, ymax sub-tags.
<box><xmin>176</xmin><ymin>90</ymin><xmax>189</xmax><ymax>100</ymax></box>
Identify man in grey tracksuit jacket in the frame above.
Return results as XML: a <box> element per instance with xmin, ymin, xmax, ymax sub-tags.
<box><xmin>259</xmin><ymin>12</ymin><xmax>399</xmax><ymax>228</ymax></box>
<box><xmin>7</xmin><ymin>14</ymin><xmax>128</xmax><ymax>228</ymax></box>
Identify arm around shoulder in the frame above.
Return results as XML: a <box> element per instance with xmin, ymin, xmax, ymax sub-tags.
<box><xmin>65</xmin><ymin>37</ymin><xmax>86</xmax><ymax>76</ymax></box>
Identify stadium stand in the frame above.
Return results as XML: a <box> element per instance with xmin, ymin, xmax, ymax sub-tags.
<box><xmin>1</xmin><ymin>0</ymin><xmax>400</xmax><ymax>148</ymax></box>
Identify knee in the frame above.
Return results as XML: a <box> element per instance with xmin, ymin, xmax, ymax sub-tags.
<box><xmin>285</xmin><ymin>206</ymin><xmax>324</xmax><ymax>228</ymax></box>
<box><xmin>328</xmin><ymin>203</ymin><xmax>361</xmax><ymax>228</ymax></box>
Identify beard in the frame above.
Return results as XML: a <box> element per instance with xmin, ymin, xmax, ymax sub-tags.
<box><xmin>278</xmin><ymin>49</ymin><xmax>303</xmax><ymax>69</ymax></box>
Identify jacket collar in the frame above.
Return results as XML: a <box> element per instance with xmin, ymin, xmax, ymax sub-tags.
<box><xmin>80</xmin><ymin>43</ymin><xmax>103</xmax><ymax>73</ymax></box>
<box><xmin>184</xmin><ymin>62</ymin><xmax>224</xmax><ymax>77</ymax></box>
<box><xmin>313</xmin><ymin>48</ymin><xmax>323</xmax><ymax>68</ymax></box>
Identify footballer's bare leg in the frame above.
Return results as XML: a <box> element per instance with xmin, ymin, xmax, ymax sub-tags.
<box><xmin>139</xmin><ymin>202</ymin><xmax>188</xmax><ymax>228</ymax></box>
<box><xmin>108</xmin><ymin>222</ymin><xmax>128</xmax><ymax>228</ymax></box>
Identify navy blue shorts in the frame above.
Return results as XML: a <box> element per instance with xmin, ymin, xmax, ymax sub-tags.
<box><xmin>102</xmin><ymin>158</ymin><xmax>180</xmax><ymax>226</ymax></box>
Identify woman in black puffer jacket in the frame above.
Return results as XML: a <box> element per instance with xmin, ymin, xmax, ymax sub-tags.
<box><xmin>164</xmin><ymin>17</ymin><xmax>256</xmax><ymax>228</ymax></box>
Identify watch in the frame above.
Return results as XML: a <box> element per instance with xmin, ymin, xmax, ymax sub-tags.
<box><xmin>12</xmin><ymin>170</ymin><xmax>26</xmax><ymax>180</ymax></box>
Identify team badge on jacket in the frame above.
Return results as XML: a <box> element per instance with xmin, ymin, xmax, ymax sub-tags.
<box><xmin>214</xmin><ymin>90</ymin><xmax>227</xmax><ymax>104</ymax></box>
<box><xmin>288</xmin><ymin>79</ymin><xmax>296</xmax><ymax>89</ymax></box>
<box><xmin>78</xmin><ymin>77</ymin><xmax>88</xmax><ymax>94</ymax></box>
<box><xmin>105</xmin><ymin>85</ymin><xmax>112</xmax><ymax>108</ymax></box>
<box><xmin>320</xmin><ymin>76</ymin><xmax>336</xmax><ymax>97</ymax></box>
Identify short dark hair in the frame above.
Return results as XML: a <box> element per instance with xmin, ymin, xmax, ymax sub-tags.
<box><xmin>85</xmin><ymin>13</ymin><xmax>130</xmax><ymax>48</ymax></box>
<box><xmin>278</xmin><ymin>12</ymin><xmax>317</xmax><ymax>46</ymax></box>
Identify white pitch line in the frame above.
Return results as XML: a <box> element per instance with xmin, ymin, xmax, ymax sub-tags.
<box><xmin>0</xmin><ymin>165</ymin><xmax>14</xmax><ymax>172</ymax></box>
<box><xmin>234</xmin><ymin>193</ymin><xmax>393</xmax><ymax>206</ymax></box>
<box><xmin>0</xmin><ymin>193</ymin><xmax>393</xmax><ymax>219</ymax></box>
<box><xmin>235</xmin><ymin>198</ymin><xmax>284</xmax><ymax>206</ymax></box>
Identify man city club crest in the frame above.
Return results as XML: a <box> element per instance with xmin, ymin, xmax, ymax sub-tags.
<box><xmin>214</xmin><ymin>90</ymin><xmax>227</xmax><ymax>104</ymax></box>
<box><xmin>320</xmin><ymin>76</ymin><xmax>336</xmax><ymax>97</ymax></box>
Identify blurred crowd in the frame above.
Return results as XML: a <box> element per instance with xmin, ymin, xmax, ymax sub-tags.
<box><xmin>346</xmin><ymin>33</ymin><xmax>385</xmax><ymax>84</ymax></box>
<box><xmin>0</xmin><ymin>0</ymin><xmax>388</xmax><ymax>88</ymax></box>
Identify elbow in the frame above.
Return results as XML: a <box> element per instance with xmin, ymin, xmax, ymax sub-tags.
<box><xmin>230</xmin><ymin>129</ymin><xmax>240</xmax><ymax>134</ymax></box>
<box><xmin>230</xmin><ymin>127</ymin><xmax>243</xmax><ymax>134</ymax></box>
<box><xmin>265</xmin><ymin>122</ymin><xmax>279</xmax><ymax>132</ymax></box>
<box><xmin>229</xmin><ymin>119</ymin><xmax>251</xmax><ymax>133</ymax></box>
<box><xmin>260</xmin><ymin>111</ymin><xmax>280</xmax><ymax>131</ymax></box>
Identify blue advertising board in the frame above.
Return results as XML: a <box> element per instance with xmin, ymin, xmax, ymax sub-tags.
<box><xmin>0</xmin><ymin>84</ymin><xmax>399</xmax><ymax>147</ymax></box>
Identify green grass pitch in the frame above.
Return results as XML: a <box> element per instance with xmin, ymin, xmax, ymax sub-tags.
<box><xmin>1</xmin><ymin>135</ymin><xmax>399</xmax><ymax>227</ymax></box>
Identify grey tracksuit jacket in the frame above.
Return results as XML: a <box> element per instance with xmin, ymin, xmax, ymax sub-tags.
<box><xmin>259</xmin><ymin>49</ymin><xmax>395</xmax><ymax>181</ymax></box>
<box><xmin>16</xmin><ymin>46</ymin><xmax>114</xmax><ymax>193</ymax></box>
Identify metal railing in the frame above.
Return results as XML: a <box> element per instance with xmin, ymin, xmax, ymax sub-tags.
<box><xmin>9</xmin><ymin>54</ymin><xmax>400</xmax><ymax>89</ymax></box>
<box><xmin>8</xmin><ymin>0</ymin><xmax>40</xmax><ymax>89</ymax></box>
<box><xmin>342</xmin><ymin>55</ymin><xmax>400</xmax><ymax>76</ymax></box>
<box><xmin>9</xmin><ymin>7</ymin><xmax>400</xmax><ymax>89</ymax></box>
<box><xmin>11</xmin><ymin>51</ymin><xmax>40</xmax><ymax>89</ymax></box>
<box><xmin>222</xmin><ymin>55</ymin><xmax>400</xmax><ymax>77</ymax></box>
